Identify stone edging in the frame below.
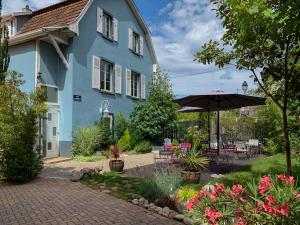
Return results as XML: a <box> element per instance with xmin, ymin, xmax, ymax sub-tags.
<box><xmin>129</xmin><ymin>197</ymin><xmax>197</xmax><ymax>225</ymax></box>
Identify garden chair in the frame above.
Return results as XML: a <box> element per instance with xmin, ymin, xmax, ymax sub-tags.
<box><xmin>235</xmin><ymin>141</ymin><xmax>249</xmax><ymax>159</ymax></box>
<box><xmin>164</xmin><ymin>138</ymin><xmax>172</xmax><ymax>146</ymax></box>
<box><xmin>246</xmin><ymin>139</ymin><xmax>259</xmax><ymax>157</ymax></box>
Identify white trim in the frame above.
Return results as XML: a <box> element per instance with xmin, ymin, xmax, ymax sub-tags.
<box><xmin>42</xmin><ymin>84</ymin><xmax>60</xmax><ymax>106</ymax></box>
<box><xmin>48</xmin><ymin>34</ymin><xmax>69</xmax><ymax>69</ymax></box>
<box><xmin>69</xmin><ymin>0</ymin><xmax>95</xmax><ymax>35</ymax></box>
<box><xmin>35</xmin><ymin>40</ymin><xmax>40</xmax><ymax>88</ymax></box>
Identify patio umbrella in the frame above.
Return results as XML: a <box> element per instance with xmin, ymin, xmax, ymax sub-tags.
<box><xmin>176</xmin><ymin>91</ymin><xmax>266</xmax><ymax>153</ymax></box>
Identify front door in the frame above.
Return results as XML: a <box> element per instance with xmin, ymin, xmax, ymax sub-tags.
<box><xmin>43</xmin><ymin>106</ymin><xmax>60</xmax><ymax>158</ymax></box>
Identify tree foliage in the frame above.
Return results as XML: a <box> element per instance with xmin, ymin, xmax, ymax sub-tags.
<box><xmin>0</xmin><ymin>1</ymin><xmax>10</xmax><ymax>83</ymax></box>
<box><xmin>0</xmin><ymin>72</ymin><xmax>46</xmax><ymax>182</ymax></box>
<box><xmin>195</xmin><ymin>0</ymin><xmax>300</xmax><ymax>174</ymax></box>
<box><xmin>130</xmin><ymin>69</ymin><xmax>179</xmax><ymax>144</ymax></box>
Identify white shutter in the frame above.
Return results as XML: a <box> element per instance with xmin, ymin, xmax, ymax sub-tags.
<box><xmin>139</xmin><ymin>36</ymin><xmax>144</xmax><ymax>56</ymax></box>
<box><xmin>128</xmin><ymin>28</ymin><xmax>133</xmax><ymax>50</ymax></box>
<box><xmin>126</xmin><ymin>69</ymin><xmax>132</xmax><ymax>96</ymax></box>
<box><xmin>92</xmin><ymin>56</ymin><xmax>101</xmax><ymax>90</ymax></box>
<box><xmin>141</xmin><ymin>74</ymin><xmax>146</xmax><ymax>99</ymax></box>
<box><xmin>97</xmin><ymin>7</ymin><xmax>103</xmax><ymax>34</ymax></box>
<box><xmin>115</xmin><ymin>65</ymin><xmax>122</xmax><ymax>94</ymax></box>
<box><xmin>113</xmin><ymin>18</ymin><xmax>118</xmax><ymax>42</ymax></box>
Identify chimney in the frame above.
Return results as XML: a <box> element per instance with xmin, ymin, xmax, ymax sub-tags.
<box><xmin>22</xmin><ymin>5</ymin><xmax>32</xmax><ymax>12</ymax></box>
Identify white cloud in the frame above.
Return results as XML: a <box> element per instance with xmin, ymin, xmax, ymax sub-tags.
<box><xmin>154</xmin><ymin>0</ymin><xmax>256</xmax><ymax>96</ymax></box>
<box><xmin>2</xmin><ymin>0</ymin><xmax>61</xmax><ymax>14</ymax></box>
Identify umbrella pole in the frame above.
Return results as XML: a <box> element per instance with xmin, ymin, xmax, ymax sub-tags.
<box><xmin>208</xmin><ymin>111</ymin><xmax>211</xmax><ymax>148</ymax></box>
<box><xmin>217</xmin><ymin>110</ymin><xmax>220</xmax><ymax>155</ymax></box>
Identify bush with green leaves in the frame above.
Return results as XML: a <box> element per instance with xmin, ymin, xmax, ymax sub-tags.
<box><xmin>115</xmin><ymin>113</ymin><xmax>129</xmax><ymax>140</ymax></box>
<box><xmin>130</xmin><ymin>69</ymin><xmax>179</xmax><ymax>144</ymax></box>
<box><xmin>138</xmin><ymin>180</ymin><xmax>162</xmax><ymax>202</ymax></box>
<box><xmin>117</xmin><ymin>129</ymin><xmax>132</xmax><ymax>151</ymax></box>
<box><xmin>71</xmin><ymin>126</ymin><xmax>101</xmax><ymax>156</ymax></box>
<box><xmin>96</xmin><ymin>119</ymin><xmax>114</xmax><ymax>151</ymax></box>
<box><xmin>134</xmin><ymin>140</ymin><xmax>152</xmax><ymax>154</ymax></box>
<box><xmin>0</xmin><ymin>71</ymin><xmax>46</xmax><ymax>182</ymax></box>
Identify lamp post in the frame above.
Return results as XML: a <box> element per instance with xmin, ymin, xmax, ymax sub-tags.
<box><xmin>100</xmin><ymin>100</ymin><xmax>110</xmax><ymax>118</ymax></box>
<box><xmin>242</xmin><ymin>81</ymin><xmax>248</xmax><ymax>95</ymax></box>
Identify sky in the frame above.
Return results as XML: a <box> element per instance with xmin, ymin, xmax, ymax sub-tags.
<box><xmin>2</xmin><ymin>0</ymin><xmax>257</xmax><ymax>97</ymax></box>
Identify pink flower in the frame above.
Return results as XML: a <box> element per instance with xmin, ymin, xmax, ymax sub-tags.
<box><xmin>205</xmin><ymin>207</ymin><xmax>222</xmax><ymax>225</ymax></box>
<box><xmin>275</xmin><ymin>204</ymin><xmax>291</xmax><ymax>217</ymax></box>
<box><xmin>265</xmin><ymin>195</ymin><xmax>276</xmax><ymax>206</ymax></box>
<box><xmin>209</xmin><ymin>183</ymin><xmax>226</xmax><ymax>201</ymax></box>
<box><xmin>231</xmin><ymin>184</ymin><xmax>245</xmax><ymax>198</ymax></box>
<box><xmin>185</xmin><ymin>188</ymin><xmax>208</xmax><ymax>211</ymax></box>
<box><xmin>278</xmin><ymin>174</ymin><xmax>295</xmax><ymax>185</ymax></box>
<box><xmin>294</xmin><ymin>193</ymin><xmax>300</xmax><ymax>199</ymax></box>
<box><xmin>239</xmin><ymin>197</ymin><xmax>246</xmax><ymax>203</ymax></box>
<box><xmin>258</xmin><ymin>175</ymin><xmax>272</xmax><ymax>195</ymax></box>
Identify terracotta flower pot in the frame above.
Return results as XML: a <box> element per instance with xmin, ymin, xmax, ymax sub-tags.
<box><xmin>109</xmin><ymin>159</ymin><xmax>124</xmax><ymax>172</ymax></box>
<box><xmin>181</xmin><ymin>170</ymin><xmax>201</xmax><ymax>183</ymax></box>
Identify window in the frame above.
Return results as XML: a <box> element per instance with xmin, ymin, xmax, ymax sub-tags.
<box><xmin>103</xmin><ymin>12</ymin><xmax>113</xmax><ymax>39</ymax></box>
<box><xmin>131</xmin><ymin>71</ymin><xmax>140</xmax><ymax>98</ymax></box>
<box><xmin>132</xmin><ymin>32</ymin><xmax>140</xmax><ymax>54</ymax></box>
<box><xmin>42</xmin><ymin>86</ymin><xmax>58</xmax><ymax>103</ymax></box>
<box><xmin>100</xmin><ymin>60</ymin><xmax>113</xmax><ymax>92</ymax></box>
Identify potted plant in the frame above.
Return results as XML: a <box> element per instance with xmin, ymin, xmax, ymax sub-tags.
<box><xmin>180</xmin><ymin>146</ymin><xmax>209</xmax><ymax>183</ymax></box>
<box><xmin>109</xmin><ymin>145</ymin><xmax>124</xmax><ymax>172</ymax></box>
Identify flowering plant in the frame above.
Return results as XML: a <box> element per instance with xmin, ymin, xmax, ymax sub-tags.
<box><xmin>185</xmin><ymin>174</ymin><xmax>300</xmax><ymax>224</ymax></box>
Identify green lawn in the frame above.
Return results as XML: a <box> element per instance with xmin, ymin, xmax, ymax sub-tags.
<box><xmin>213</xmin><ymin>154</ymin><xmax>300</xmax><ymax>187</ymax></box>
<box><xmin>73</xmin><ymin>155</ymin><xmax>106</xmax><ymax>162</ymax></box>
<box><xmin>82</xmin><ymin>172</ymin><xmax>143</xmax><ymax>200</ymax></box>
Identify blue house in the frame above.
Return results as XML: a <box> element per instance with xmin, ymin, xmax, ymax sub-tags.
<box><xmin>4</xmin><ymin>0</ymin><xmax>157</xmax><ymax>158</ymax></box>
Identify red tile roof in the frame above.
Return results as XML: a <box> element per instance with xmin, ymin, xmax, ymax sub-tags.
<box><xmin>18</xmin><ymin>0</ymin><xmax>89</xmax><ymax>34</ymax></box>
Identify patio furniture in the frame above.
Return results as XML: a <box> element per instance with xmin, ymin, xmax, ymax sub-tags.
<box><xmin>176</xmin><ymin>91</ymin><xmax>266</xmax><ymax>154</ymax></box>
<box><xmin>246</xmin><ymin>139</ymin><xmax>259</xmax><ymax>157</ymax></box>
<box><xmin>179</xmin><ymin>142</ymin><xmax>192</xmax><ymax>152</ymax></box>
<box><xmin>235</xmin><ymin>141</ymin><xmax>249</xmax><ymax>159</ymax></box>
<box><xmin>164</xmin><ymin>138</ymin><xmax>171</xmax><ymax>146</ymax></box>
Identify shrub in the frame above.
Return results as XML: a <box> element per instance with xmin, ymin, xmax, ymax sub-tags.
<box><xmin>115</xmin><ymin>113</ymin><xmax>129</xmax><ymax>140</ymax></box>
<box><xmin>134</xmin><ymin>140</ymin><xmax>152</xmax><ymax>154</ymax></box>
<box><xmin>0</xmin><ymin>71</ymin><xmax>46</xmax><ymax>182</ymax></box>
<box><xmin>118</xmin><ymin>129</ymin><xmax>132</xmax><ymax>151</ymax></box>
<box><xmin>172</xmin><ymin>139</ymin><xmax>180</xmax><ymax>146</ymax></box>
<box><xmin>177</xmin><ymin>187</ymin><xmax>198</xmax><ymax>203</ymax></box>
<box><xmin>109</xmin><ymin>145</ymin><xmax>122</xmax><ymax>160</ymax></box>
<box><xmin>96</xmin><ymin>119</ymin><xmax>114</xmax><ymax>151</ymax></box>
<box><xmin>71</xmin><ymin>126</ymin><xmax>101</xmax><ymax>156</ymax></box>
<box><xmin>186</xmin><ymin>175</ymin><xmax>300</xmax><ymax>225</ymax></box>
<box><xmin>155</xmin><ymin>171</ymin><xmax>183</xmax><ymax>197</ymax></box>
<box><xmin>138</xmin><ymin>180</ymin><xmax>162</xmax><ymax>202</ymax></box>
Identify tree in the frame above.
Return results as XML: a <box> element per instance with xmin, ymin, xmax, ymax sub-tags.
<box><xmin>0</xmin><ymin>71</ymin><xmax>46</xmax><ymax>182</ymax></box>
<box><xmin>0</xmin><ymin>1</ymin><xmax>10</xmax><ymax>83</ymax></box>
<box><xmin>195</xmin><ymin>0</ymin><xmax>300</xmax><ymax>175</ymax></box>
<box><xmin>130</xmin><ymin>69</ymin><xmax>179</xmax><ymax>144</ymax></box>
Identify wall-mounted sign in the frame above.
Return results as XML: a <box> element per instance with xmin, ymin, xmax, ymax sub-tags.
<box><xmin>73</xmin><ymin>95</ymin><xmax>82</xmax><ymax>102</ymax></box>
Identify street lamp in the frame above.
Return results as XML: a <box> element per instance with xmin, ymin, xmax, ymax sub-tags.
<box><xmin>100</xmin><ymin>100</ymin><xmax>110</xmax><ymax>118</ymax></box>
<box><xmin>241</xmin><ymin>81</ymin><xmax>248</xmax><ymax>94</ymax></box>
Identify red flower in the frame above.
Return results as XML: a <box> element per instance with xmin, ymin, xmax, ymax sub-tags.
<box><xmin>209</xmin><ymin>183</ymin><xmax>226</xmax><ymax>201</ymax></box>
<box><xmin>278</xmin><ymin>174</ymin><xmax>295</xmax><ymax>185</ymax></box>
<box><xmin>231</xmin><ymin>184</ymin><xmax>245</xmax><ymax>198</ymax></box>
<box><xmin>205</xmin><ymin>207</ymin><xmax>222</xmax><ymax>225</ymax></box>
<box><xmin>239</xmin><ymin>197</ymin><xmax>246</xmax><ymax>203</ymax></box>
<box><xmin>265</xmin><ymin>195</ymin><xmax>276</xmax><ymax>206</ymax></box>
<box><xmin>185</xmin><ymin>188</ymin><xmax>208</xmax><ymax>211</ymax></box>
<box><xmin>258</xmin><ymin>175</ymin><xmax>272</xmax><ymax>195</ymax></box>
<box><xmin>275</xmin><ymin>203</ymin><xmax>291</xmax><ymax>217</ymax></box>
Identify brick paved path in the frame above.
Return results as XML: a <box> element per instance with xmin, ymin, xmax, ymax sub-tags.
<box><xmin>0</xmin><ymin>179</ymin><xmax>181</xmax><ymax>225</ymax></box>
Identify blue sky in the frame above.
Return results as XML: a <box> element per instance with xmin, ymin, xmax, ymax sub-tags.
<box><xmin>3</xmin><ymin>0</ymin><xmax>257</xmax><ymax>97</ymax></box>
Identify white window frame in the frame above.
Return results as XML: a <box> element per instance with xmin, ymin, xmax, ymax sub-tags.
<box><xmin>100</xmin><ymin>60</ymin><xmax>114</xmax><ymax>92</ymax></box>
<box><xmin>102</xmin><ymin>11</ymin><xmax>113</xmax><ymax>40</ymax></box>
<box><xmin>132</xmin><ymin>31</ymin><xmax>140</xmax><ymax>54</ymax></box>
<box><xmin>131</xmin><ymin>71</ymin><xmax>140</xmax><ymax>98</ymax></box>
<box><xmin>41</xmin><ymin>84</ymin><xmax>60</xmax><ymax>106</ymax></box>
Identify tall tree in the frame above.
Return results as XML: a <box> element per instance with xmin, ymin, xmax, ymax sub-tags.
<box><xmin>195</xmin><ymin>0</ymin><xmax>300</xmax><ymax>175</ymax></box>
<box><xmin>0</xmin><ymin>0</ymin><xmax>10</xmax><ymax>83</ymax></box>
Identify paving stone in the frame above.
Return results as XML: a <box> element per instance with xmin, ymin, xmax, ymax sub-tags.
<box><xmin>0</xmin><ymin>179</ymin><xmax>181</xmax><ymax>225</ymax></box>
